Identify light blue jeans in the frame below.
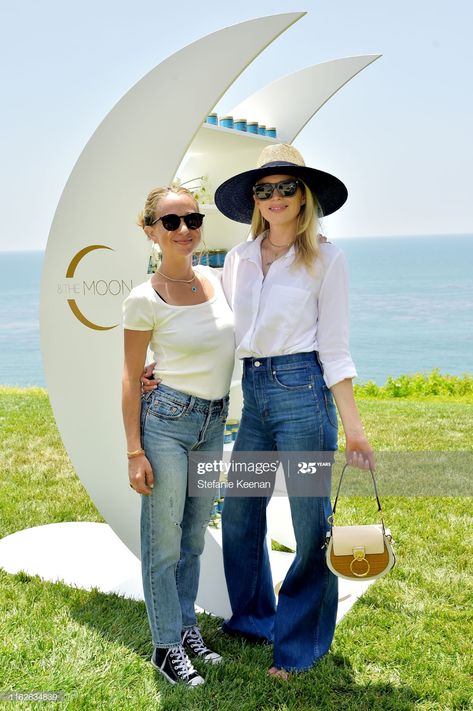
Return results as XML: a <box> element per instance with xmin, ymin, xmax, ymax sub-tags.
<box><xmin>222</xmin><ymin>352</ymin><xmax>338</xmax><ymax>671</ymax></box>
<box><xmin>140</xmin><ymin>383</ymin><xmax>229</xmax><ymax>648</ymax></box>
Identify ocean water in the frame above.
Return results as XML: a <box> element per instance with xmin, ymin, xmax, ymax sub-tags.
<box><xmin>0</xmin><ymin>235</ymin><xmax>472</xmax><ymax>388</ymax></box>
<box><xmin>0</xmin><ymin>251</ymin><xmax>43</xmax><ymax>387</ymax></box>
<box><xmin>339</xmin><ymin>234</ymin><xmax>473</xmax><ymax>383</ymax></box>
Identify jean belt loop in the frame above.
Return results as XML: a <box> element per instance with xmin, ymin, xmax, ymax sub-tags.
<box><xmin>187</xmin><ymin>395</ymin><xmax>196</xmax><ymax>414</ymax></box>
<box><xmin>314</xmin><ymin>350</ymin><xmax>324</xmax><ymax>373</ymax></box>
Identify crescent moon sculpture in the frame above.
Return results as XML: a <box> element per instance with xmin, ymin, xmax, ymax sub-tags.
<box><xmin>229</xmin><ymin>54</ymin><xmax>381</xmax><ymax>143</ymax></box>
<box><xmin>40</xmin><ymin>13</ymin><xmax>380</xmax><ymax>616</ymax></box>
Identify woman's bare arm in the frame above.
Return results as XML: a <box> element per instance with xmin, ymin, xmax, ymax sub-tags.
<box><xmin>122</xmin><ymin>329</ymin><xmax>155</xmax><ymax>494</ymax></box>
<box><xmin>331</xmin><ymin>378</ymin><xmax>375</xmax><ymax>470</ymax></box>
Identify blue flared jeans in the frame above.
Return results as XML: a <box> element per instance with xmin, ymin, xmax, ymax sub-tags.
<box><xmin>222</xmin><ymin>352</ymin><xmax>339</xmax><ymax>671</ymax></box>
<box><xmin>140</xmin><ymin>384</ymin><xmax>229</xmax><ymax>648</ymax></box>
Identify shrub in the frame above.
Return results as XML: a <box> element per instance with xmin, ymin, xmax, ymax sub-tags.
<box><xmin>354</xmin><ymin>369</ymin><xmax>473</xmax><ymax>400</ymax></box>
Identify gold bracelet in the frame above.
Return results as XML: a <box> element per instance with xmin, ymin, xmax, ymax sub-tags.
<box><xmin>127</xmin><ymin>448</ymin><xmax>145</xmax><ymax>459</ymax></box>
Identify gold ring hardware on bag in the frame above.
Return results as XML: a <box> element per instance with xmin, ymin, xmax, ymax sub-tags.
<box><xmin>350</xmin><ymin>549</ymin><xmax>371</xmax><ymax>577</ymax></box>
<box><xmin>324</xmin><ymin>463</ymin><xmax>396</xmax><ymax>582</ymax></box>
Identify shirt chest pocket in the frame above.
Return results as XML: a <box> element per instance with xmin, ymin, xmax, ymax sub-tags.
<box><xmin>259</xmin><ymin>285</ymin><xmax>311</xmax><ymax>333</ymax></box>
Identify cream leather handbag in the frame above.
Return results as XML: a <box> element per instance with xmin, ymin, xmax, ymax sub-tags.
<box><xmin>325</xmin><ymin>464</ymin><xmax>395</xmax><ymax>581</ymax></box>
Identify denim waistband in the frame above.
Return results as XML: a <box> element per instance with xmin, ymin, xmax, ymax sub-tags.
<box><xmin>242</xmin><ymin>351</ymin><xmax>322</xmax><ymax>370</ymax></box>
<box><xmin>144</xmin><ymin>382</ymin><xmax>229</xmax><ymax>413</ymax></box>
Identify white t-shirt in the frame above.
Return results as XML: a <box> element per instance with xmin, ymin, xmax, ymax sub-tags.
<box><xmin>123</xmin><ymin>265</ymin><xmax>235</xmax><ymax>400</ymax></box>
<box><xmin>221</xmin><ymin>234</ymin><xmax>357</xmax><ymax>388</ymax></box>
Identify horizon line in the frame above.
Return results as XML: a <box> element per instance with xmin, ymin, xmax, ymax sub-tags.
<box><xmin>1</xmin><ymin>231</ymin><xmax>473</xmax><ymax>254</ymax></box>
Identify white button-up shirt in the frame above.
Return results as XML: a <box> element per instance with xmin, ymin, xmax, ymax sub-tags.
<box><xmin>221</xmin><ymin>233</ymin><xmax>357</xmax><ymax>388</ymax></box>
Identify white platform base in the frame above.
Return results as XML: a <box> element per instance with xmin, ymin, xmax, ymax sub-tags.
<box><xmin>0</xmin><ymin>522</ymin><xmax>372</xmax><ymax>623</ymax></box>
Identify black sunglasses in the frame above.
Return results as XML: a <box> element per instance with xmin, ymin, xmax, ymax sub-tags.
<box><xmin>253</xmin><ymin>179</ymin><xmax>300</xmax><ymax>200</ymax></box>
<box><xmin>147</xmin><ymin>212</ymin><xmax>205</xmax><ymax>231</ymax></box>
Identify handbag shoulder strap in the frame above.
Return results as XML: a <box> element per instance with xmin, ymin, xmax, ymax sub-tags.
<box><xmin>332</xmin><ymin>463</ymin><xmax>385</xmax><ymax>530</ymax></box>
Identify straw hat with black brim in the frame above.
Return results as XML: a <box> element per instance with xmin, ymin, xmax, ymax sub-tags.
<box><xmin>214</xmin><ymin>144</ymin><xmax>348</xmax><ymax>225</ymax></box>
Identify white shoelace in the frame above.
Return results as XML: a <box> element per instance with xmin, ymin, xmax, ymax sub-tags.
<box><xmin>169</xmin><ymin>645</ymin><xmax>198</xmax><ymax>677</ymax></box>
<box><xmin>186</xmin><ymin>628</ymin><xmax>209</xmax><ymax>655</ymax></box>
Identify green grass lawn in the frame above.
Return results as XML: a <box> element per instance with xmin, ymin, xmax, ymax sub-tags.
<box><xmin>0</xmin><ymin>384</ymin><xmax>472</xmax><ymax>711</ymax></box>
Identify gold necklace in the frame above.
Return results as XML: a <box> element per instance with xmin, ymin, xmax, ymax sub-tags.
<box><xmin>266</xmin><ymin>234</ymin><xmax>294</xmax><ymax>248</ymax></box>
<box><xmin>157</xmin><ymin>269</ymin><xmax>198</xmax><ymax>293</ymax></box>
<box><xmin>262</xmin><ymin>237</ymin><xmax>292</xmax><ymax>269</ymax></box>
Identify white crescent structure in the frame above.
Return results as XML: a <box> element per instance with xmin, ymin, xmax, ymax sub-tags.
<box><xmin>38</xmin><ymin>13</ymin><xmax>380</xmax><ymax>616</ymax></box>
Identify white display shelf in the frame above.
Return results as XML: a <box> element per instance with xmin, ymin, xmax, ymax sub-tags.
<box><xmin>198</xmin><ymin>120</ymin><xmax>282</xmax><ymax>145</ymax></box>
<box><xmin>176</xmin><ymin>123</ymin><xmax>277</xmax><ymax>250</ymax></box>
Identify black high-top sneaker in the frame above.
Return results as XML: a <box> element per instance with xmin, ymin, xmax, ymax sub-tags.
<box><xmin>182</xmin><ymin>625</ymin><xmax>223</xmax><ymax>664</ymax></box>
<box><xmin>151</xmin><ymin>644</ymin><xmax>205</xmax><ymax>686</ymax></box>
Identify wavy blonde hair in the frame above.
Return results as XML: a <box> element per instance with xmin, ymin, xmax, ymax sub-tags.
<box><xmin>250</xmin><ymin>179</ymin><xmax>321</xmax><ymax>269</ymax></box>
<box><xmin>137</xmin><ymin>184</ymin><xmax>199</xmax><ymax>229</ymax></box>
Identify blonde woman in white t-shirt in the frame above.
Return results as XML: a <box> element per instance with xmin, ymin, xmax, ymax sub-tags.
<box><xmin>122</xmin><ymin>185</ymin><xmax>234</xmax><ymax>687</ymax></box>
<box><xmin>213</xmin><ymin>144</ymin><xmax>374</xmax><ymax>679</ymax></box>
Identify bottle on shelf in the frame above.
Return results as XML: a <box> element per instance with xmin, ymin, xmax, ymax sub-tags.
<box><xmin>219</xmin><ymin>116</ymin><xmax>234</xmax><ymax>129</ymax></box>
<box><xmin>233</xmin><ymin>118</ymin><xmax>247</xmax><ymax>132</ymax></box>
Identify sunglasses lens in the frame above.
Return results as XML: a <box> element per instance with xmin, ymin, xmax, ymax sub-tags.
<box><xmin>278</xmin><ymin>180</ymin><xmax>298</xmax><ymax>196</ymax></box>
<box><xmin>254</xmin><ymin>184</ymin><xmax>274</xmax><ymax>200</ymax></box>
<box><xmin>161</xmin><ymin>214</ymin><xmax>181</xmax><ymax>231</ymax></box>
<box><xmin>185</xmin><ymin>213</ymin><xmax>204</xmax><ymax>230</ymax></box>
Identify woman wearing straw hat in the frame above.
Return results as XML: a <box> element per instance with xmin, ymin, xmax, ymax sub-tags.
<box><xmin>214</xmin><ymin>143</ymin><xmax>374</xmax><ymax>678</ymax></box>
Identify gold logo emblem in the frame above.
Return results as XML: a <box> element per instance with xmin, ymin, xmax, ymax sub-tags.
<box><xmin>65</xmin><ymin>245</ymin><xmax>118</xmax><ymax>330</ymax></box>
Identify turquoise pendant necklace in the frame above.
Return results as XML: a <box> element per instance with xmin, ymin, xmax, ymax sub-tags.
<box><xmin>158</xmin><ymin>268</ymin><xmax>198</xmax><ymax>293</ymax></box>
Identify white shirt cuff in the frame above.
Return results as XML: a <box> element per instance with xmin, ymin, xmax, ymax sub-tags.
<box><xmin>322</xmin><ymin>359</ymin><xmax>357</xmax><ymax>388</ymax></box>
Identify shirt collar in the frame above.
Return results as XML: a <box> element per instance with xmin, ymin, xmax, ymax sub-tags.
<box><xmin>242</xmin><ymin>233</ymin><xmax>265</xmax><ymax>264</ymax></box>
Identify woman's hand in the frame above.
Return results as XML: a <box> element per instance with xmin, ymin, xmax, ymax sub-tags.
<box><xmin>345</xmin><ymin>432</ymin><xmax>375</xmax><ymax>471</ymax></box>
<box><xmin>330</xmin><ymin>379</ymin><xmax>375</xmax><ymax>471</ymax></box>
<box><xmin>141</xmin><ymin>361</ymin><xmax>161</xmax><ymax>393</ymax></box>
<box><xmin>129</xmin><ymin>454</ymin><xmax>155</xmax><ymax>495</ymax></box>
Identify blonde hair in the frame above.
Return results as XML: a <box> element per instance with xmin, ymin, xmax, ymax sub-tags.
<box><xmin>137</xmin><ymin>184</ymin><xmax>199</xmax><ymax>229</ymax></box>
<box><xmin>250</xmin><ymin>179</ymin><xmax>321</xmax><ymax>269</ymax></box>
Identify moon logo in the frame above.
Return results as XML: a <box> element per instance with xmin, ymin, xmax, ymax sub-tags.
<box><xmin>65</xmin><ymin>245</ymin><xmax>118</xmax><ymax>331</ymax></box>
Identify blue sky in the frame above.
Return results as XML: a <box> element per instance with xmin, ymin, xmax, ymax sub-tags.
<box><xmin>1</xmin><ymin>0</ymin><xmax>472</xmax><ymax>251</ymax></box>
